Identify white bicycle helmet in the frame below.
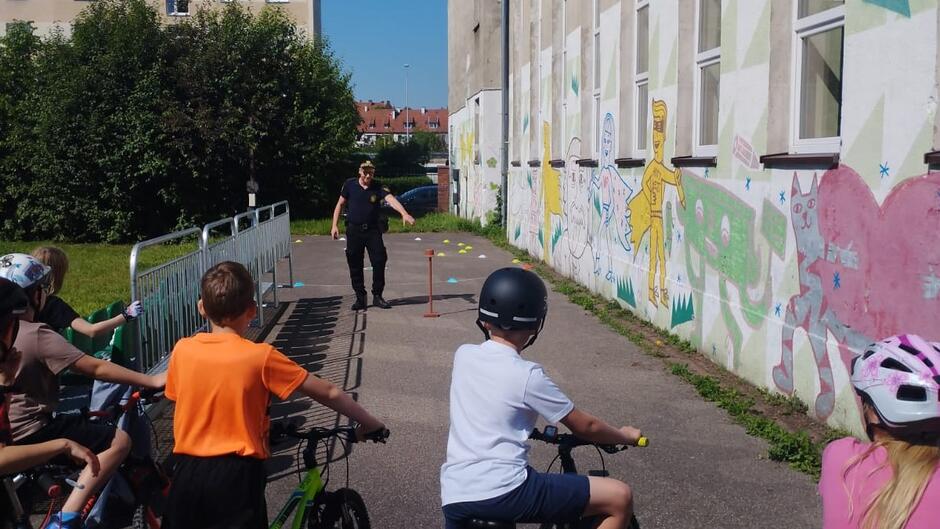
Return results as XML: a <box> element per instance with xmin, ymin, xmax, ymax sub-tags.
<box><xmin>0</xmin><ymin>253</ymin><xmax>51</xmax><ymax>291</ymax></box>
<box><xmin>851</xmin><ymin>334</ymin><xmax>940</xmax><ymax>440</ymax></box>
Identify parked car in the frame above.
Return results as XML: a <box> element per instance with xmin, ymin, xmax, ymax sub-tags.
<box><xmin>383</xmin><ymin>185</ymin><xmax>439</xmax><ymax>217</ymax></box>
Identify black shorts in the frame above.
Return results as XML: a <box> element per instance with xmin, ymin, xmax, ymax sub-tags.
<box><xmin>162</xmin><ymin>454</ymin><xmax>267</xmax><ymax>529</ymax></box>
<box><xmin>17</xmin><ymin>413</ymin><xmax>118</xmax><ymax>459</ymax></box>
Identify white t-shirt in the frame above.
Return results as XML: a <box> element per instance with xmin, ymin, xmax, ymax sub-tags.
<box><xmin>440</xmin><ymin>340</ymin><xmax>574</xmax><ymax>506</ymax></box>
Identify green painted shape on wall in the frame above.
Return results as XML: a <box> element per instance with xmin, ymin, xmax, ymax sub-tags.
<box><xmin>897</xmin><ymin>118</ymin><xmax>934</xmax><ymax>180</ymax></box>
<box><xmin>514</xmin><ymin>224</ymin><xmax>522</xmax><ymax>241</ymax></box>
<box><xmin>844</xmin><ymin>96</ymin><xmax>884</xmax><ymax>186</ymax></box>
<box><xmin>751</xmin><ymin>107</ymin><xmax>769</xmax><ymax>159</ymax></box>
<box><xmin>741</xmin><ymin>0</ymin><xmax>771</xmax><ymax>69</ymax></box>
<box><xmin>670</xmin><ymin>293</ymin><xmax>695</xmax><ymax>328</ymax></box>
<box><xmin>551</xmin><ymin>223</ymin><xmax>564</xmax><ymax>252</ymax></box>
<box><xmin>862</xmin><ymin>0</ymin><xmax>911</xmax><ymax>17</ymax></box>
<box><xmin>722</xmin><ymin>0</ymin><xmax>739</xmax><ymax>72</ymax></box>
<box><xmin>605</xmin><ymin>52</ymin><xmax>618</xmax><ymax>100</ymax></box>
<box><xmin>537</xmin><ymin>226</ymin><xmax>544</xmax><ymax>249</ymax></box>
<box><xmin>571</xmin><ymin>75</ymin><xmax>579</xmax><ymax>97</ymax></box>
<box><xmin>847</xmin><ymin>1</ymin><xmax>887</xmax><ymax>35</ymax></box>
<box><xmin>718</xmin><ymin>105</ymin><xmax>736</xmax><ymax>170</ymax></box>
<box><xmin>759</xmin><ymin>199</ymin><xmax>787</xmax><ymax>258</ymax></box>
<box><xmin>616</xmin><ymin>276</ymin><xmax>637</xmax><ymax>308</ymax></box>
<box><xmin>662</xmin><ymin>39</ymin><xmax>678</xmax><ymax>87</ymax></box>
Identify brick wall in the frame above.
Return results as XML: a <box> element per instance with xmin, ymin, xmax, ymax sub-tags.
<box><xmin>437</xmin><ymin>166</ymin><xmax>450</xmax><ymax>212</ymax></box>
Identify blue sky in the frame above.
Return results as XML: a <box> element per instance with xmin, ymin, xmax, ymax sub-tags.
<box><xmin>322</xmin><ymin>1</ymin><xmax>448</xmax><ymax>109</ymax></box>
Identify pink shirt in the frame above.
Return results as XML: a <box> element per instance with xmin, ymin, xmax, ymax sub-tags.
<box><xmin>820</xmin><ymin>437</ymin><xmax>940</xmax><ymax>529</ymax></box>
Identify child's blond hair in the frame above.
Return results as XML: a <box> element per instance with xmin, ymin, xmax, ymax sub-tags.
<box><xmin>30</xmin><ymin>246</ymin><xmax>69</xmax><ymax>295</ymax></box>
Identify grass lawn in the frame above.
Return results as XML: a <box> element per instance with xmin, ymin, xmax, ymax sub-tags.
<box><xmin>291</xmin><ymin>213</ymin><xmax>501</xmax><ymax>236</ymax></box>
<box><xmin>1</xmin><ymin>241</ymin><xmax>199</xmax><ymax>316</ymax></box>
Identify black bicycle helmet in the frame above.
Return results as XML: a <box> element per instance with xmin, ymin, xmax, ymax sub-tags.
<box><xmin>477</xmin><ymin>267</ymin><xmax>548</xmax><ymax>348</ymax></box>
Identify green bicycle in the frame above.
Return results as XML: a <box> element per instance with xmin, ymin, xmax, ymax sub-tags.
<box><xmin>269</xmin><ymin>422</ymin><xmax>389</xmax><ymax>529</ymax></box>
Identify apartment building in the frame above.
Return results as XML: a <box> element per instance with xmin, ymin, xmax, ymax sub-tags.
<box><xmin>1</xmin><ymin>0</ymin><xmax>321</xmax><ymax>39</ymax></box>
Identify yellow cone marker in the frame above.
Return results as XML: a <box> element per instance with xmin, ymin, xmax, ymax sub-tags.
<box><xmin>512</xmin><ymin>259</ymin><xmax>521</xmax><ymax>264</ymax></box>
<box><xmin>458</xmin><ymin>249</ymin><xmax>467</xmax><ymax>254</ymax></box>
<box><xmin>294</xmin><ymin>239</ymin><xmax>303</xmax><ymax>243</ymax></box>
<box><xmin>443</xmin><ymin>239</ymin><xmax>450</xmax><ymax>244</ymax></box>
<box><xmin>465</xmin><ymin>246</ymin><xmax>473</xmax><ymax>250</ymax></box>
<box><xmin>457</xmin><ymin>242</ymin><xmax>465</xmax><ymax>247</ymax></box>
<box><xmin>437</xmin><ymin>252</ymin><xmax>446</xmax><ymax>257</ymax></box>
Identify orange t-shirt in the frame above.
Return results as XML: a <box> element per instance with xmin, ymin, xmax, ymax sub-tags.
<box><xmin>165</xmin><ymin>332</ymin><xmax>308</xmax><ymax>459</ymax></box>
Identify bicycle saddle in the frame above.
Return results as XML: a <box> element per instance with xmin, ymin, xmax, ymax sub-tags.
<box><xmin>463</xmin><ymin>519</ymin><xmax>515</xmax><ymax>529</ymax></box>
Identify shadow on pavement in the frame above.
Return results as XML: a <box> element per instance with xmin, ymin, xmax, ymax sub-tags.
<box><xmin>266</xmin><ymin>296</ymin><xmax>368</xmax><ymax>482</ymax></box>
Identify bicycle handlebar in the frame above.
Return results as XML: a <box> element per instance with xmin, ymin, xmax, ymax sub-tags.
<box><xmin>271</xmin><ymin>422</ymin><xmax>390</xmax><ymax>444</ymax></box>
<box><xmin>85</xmin><ymin>388</ymin><xmax>163</xmax><ymax>420</ymax></box>
<box><xmin>529</xmin><ymin>427</ymin><xmax>648</xmax><ymax>453</ymax></box>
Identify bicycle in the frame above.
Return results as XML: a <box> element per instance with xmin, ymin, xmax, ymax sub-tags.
<box><xmin>463</xmin><ymin>426</ymin><xmax>648</xmax><ymax>529</ymax></box>
<box><xmin>0</xmin><ymin>388</ymin><xmax>168</xmax><ymax>529</ymax></box>
<box><xmin>268</xmin><ymin>422</ymin><xmax>389</xmax><ymax>529</ymax></box>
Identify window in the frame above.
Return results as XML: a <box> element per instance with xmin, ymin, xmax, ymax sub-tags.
<box><xmin>592</xmin><ymin>0</ymin><xmax>601</xmax><ymax>154</ymax></box>
<box><xmin>792</xmin><ymin>0</ymin><xmax>844</xmax><ymax>153</ymax></box>
<box><xmin>635</xmin><ymin>1</ymin><xmax>649</xmax><ymax>153</ymax></box>
<box><xmin>167</xmin><ymin>0</ymin><xmax>189</xmax><ymax>16</ymax></box>
<box><xmin>694</xmin><ymin>0</ymin><xmax>720</xmax><ymax>156</ymax></box>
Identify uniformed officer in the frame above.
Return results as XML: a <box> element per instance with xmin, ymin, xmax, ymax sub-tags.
<box><xmin>331</xmin><ymin>161</ymin><xmax>416</xmax><ymax>310</ymax></box>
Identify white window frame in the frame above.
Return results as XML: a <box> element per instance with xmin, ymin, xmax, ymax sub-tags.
<box><xmin>593</xmin><ymin>0</ymin><xmax>601</xmax><ymax>155</ymax></box>
<box><xmin>790</xmin><ymin>2</ymin><xmax>845</xmax><ymax>154</ymax></box>
<box><xmin>169</xmin><ymin>0</ymin><xmax>190</xmax><ymax>16</ymax></box>
<box><xmin>693</xmin><ymin>0</ymin><xmax>719</xmax><ymax>158</ymax></box>
<box><xmin>634</xmin><ymin>0</ymin><xmax>649</xmax><ymax>156</ymax></box>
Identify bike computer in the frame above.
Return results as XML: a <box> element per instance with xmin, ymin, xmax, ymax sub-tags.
<box><xmin>543</xmin><ymin>425</ymin><xmax>558</xmax><ymax>439</ymax></box>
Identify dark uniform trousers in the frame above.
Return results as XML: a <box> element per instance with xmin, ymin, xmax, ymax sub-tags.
<box><xmin>345</xmin><ymin>223</ymin><xmax>387</xmax><ymax>298</ymax></box>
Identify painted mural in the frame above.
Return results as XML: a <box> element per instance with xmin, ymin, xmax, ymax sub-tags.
<box><xmin>479</xmin><ymin>0</ymin><xmax>939</xmax><ymax>431</ymax></box>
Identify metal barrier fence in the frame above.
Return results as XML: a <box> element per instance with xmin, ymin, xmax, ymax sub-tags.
<box><xmin>129</xmin><ymin>201</ymin><xmax>293</xmax><ymax>374</ymax></box>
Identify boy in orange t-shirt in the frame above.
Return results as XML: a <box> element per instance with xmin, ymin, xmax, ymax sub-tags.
<box><xmin>163</xmin><ymin>261</ymin><xmax>386</xmax><ymax>529</ymax></box>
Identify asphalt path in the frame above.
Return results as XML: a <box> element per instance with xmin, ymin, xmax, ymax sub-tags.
<box><xmin>262</xmin><ymin>232</ymin><xmax>821</xmax><ymax>529</ymax></box>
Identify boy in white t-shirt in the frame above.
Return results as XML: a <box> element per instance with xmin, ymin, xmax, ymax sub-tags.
<box><xmin>440</xmin><ymin>267</ymin><xmax>644</xmax><ymax>529</ymax></box>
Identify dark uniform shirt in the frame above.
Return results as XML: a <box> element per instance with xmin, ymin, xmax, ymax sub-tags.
<box><xmin>36</xmin><ymin>295</ymin><xmax>80</xmax><ymax>333</ymax></box>
<box><xmin>341</xmin><ymin>178</ymin><xmax>389</xmax><ymax>225</ymax></box>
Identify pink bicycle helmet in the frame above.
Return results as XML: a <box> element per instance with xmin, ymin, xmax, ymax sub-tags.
<box><xmin>851</xmin><ymin>334</ymin><xmax>940</xmax><ymax>440</ymax></box>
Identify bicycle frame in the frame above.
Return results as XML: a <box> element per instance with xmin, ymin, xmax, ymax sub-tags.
<box><xmin>268</xmin><ymin>466</ymin><xmax>325</xmax><ymax>529</ymax></box>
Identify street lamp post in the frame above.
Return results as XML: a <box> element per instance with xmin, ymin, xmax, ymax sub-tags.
<box><xmin>404</xmin><ymin>63</ymin><xmax>410</xmax><ymax>143</ymax></box>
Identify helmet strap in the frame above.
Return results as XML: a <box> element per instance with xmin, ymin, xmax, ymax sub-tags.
<box><xmin>519</xmin><ymin>318</ymin><xmax>546</xmax><ymax>351</ymax></box>
<box><xmin>476</xmin><ymin>319</ymin><xmax>491</xmax><ymax>341</ymax></box>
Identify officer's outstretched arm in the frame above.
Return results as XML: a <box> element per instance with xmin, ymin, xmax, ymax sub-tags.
<box><xmin>385</xmin><ymin>195</ymin><xmax>415</xmax><ymax>225</ymax></box>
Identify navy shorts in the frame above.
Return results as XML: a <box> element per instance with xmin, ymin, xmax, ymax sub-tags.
<box><xmin>442</xmin><ymin>467</ymin><xmax>590</xmax><ymax>529</ymax></box>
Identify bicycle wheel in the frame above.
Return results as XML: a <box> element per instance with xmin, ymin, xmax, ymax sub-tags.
<box><xmin>318</xmin><ymin>488</ymin><xmax>370</xmax><ymax>529</ymax></box>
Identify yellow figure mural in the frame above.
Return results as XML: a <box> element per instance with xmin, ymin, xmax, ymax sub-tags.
<box><xmin>629</xmin><ymin>99</ymin><xmax>686</xmax><ymax>307</ymax></box>
<box><xmin>541</xmin><ymin>121</ymin><xmax>563</xmax><ymax>260</ymax></box>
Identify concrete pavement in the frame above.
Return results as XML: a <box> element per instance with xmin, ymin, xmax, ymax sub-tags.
<box><xmin>262</xmin><ymin>232</ymin><xmax>821</xmax><ymax>528</ymax></box>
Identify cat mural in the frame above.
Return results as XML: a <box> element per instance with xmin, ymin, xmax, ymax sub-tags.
<box><xmin>772</xmin><ymin>166</ymin><xmax>940</xmax><ymax>419</ymax></box>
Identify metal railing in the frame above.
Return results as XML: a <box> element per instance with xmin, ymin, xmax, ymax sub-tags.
<box><xmin>129</xmin><ymin>202</ymin><xmax>293</xmax><ymax>374</ymax></box>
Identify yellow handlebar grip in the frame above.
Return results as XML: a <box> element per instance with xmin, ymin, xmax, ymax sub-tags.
<box><xmin>637</xmin><ymin>437</ymin><xmax>649</xmax><ymax>447</ymax></box>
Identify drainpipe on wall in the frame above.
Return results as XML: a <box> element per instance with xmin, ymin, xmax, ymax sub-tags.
<box><xmin>500</xmin><ymin>0</ymin><xmax>509</xmax><ymax>228</ymax></box>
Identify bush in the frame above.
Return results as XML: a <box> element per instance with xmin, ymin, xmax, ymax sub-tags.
<box><xmin>0</xmin><ymin>0</ymin><xmax>359</xmax><ymax>242</ymax></box>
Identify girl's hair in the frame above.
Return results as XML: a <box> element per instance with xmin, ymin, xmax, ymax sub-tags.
<box><xmin>30</xmin><ymin>246</ymin><xmax>68</xmax><ymax>295</ymax></box>
<box><xmin>844</xmin><ymin>407</ymin><xmax>940</xmax><ymax>529</ymax></box>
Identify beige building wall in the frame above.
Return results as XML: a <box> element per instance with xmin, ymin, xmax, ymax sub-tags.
<box><xmin>1</xmin><ymin>0</ymin><xmax>321</xmax><ymax>39</ymax></box>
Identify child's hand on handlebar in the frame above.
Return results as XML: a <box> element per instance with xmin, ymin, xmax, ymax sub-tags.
<box><xmin>355</xmin><ymin>423</ymin><xmax>389</xmax><ymax>443</ymax></box>
<box><xmin>619</xmin><ymin>426</ymin><xmax>643</xmax><ymax>446</ymax></box>
<box><xmin>60</xmin><ymin>439</ymin><xmax>100</xmax><ymax>477</ymax></box>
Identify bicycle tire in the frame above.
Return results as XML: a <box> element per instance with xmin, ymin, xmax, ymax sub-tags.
<box><xmin>318</xmin><ymin>488</ymin><xmax>370</xmax><ymax>529</ymax></box>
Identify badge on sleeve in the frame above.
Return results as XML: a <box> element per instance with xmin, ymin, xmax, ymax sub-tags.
<box><xmin>370</xmin><ymin>194</ymin><xmax>378</xmax><ymax>203</ymax></box>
